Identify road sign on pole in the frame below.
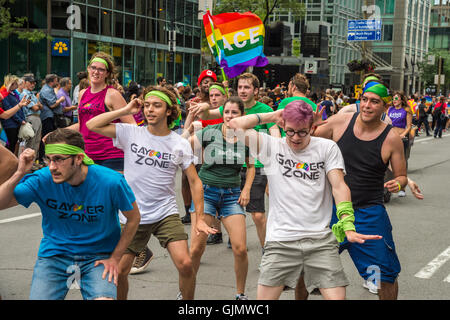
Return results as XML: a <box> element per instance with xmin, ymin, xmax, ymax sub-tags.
<box><xmin>347</xmin><ymin>19</ymin><xmax>382</xmax><ymax>41</ymax></box>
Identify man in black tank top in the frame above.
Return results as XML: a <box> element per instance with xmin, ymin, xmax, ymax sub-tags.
<box><xmin>297</xmin><ymin>81</ymin><xmax>407</xmax><ymax>300</ymax></box>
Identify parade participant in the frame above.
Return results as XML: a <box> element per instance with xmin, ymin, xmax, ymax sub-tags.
<box><xmin>0</xmin><ymin>75</ymin><xmax>29</xmax><ymax>121</ymax></box>
<box><xmin>228</xmin><ymin>100</ymin><xmax>381</xmax><ymax>300</ymax></box>
<box><xmin>66</xmin><ymin>52</ymin><xmax>136</xmax><ymax>171</ymax></box>
<box><xmin>277</xmin><ymin>73</ymin><xmax>317</xmax><ymax>137</ymax></box>
<box><xmin>416</xmin><ymin>97</ymin><xmax>431</xmax><ymax>136</ymax></box>
<box><xmin>0</xmin><ymin>128</ymin><xmax>141</xmax><ymax>300</ymax></box>
<box><xmin>190</xmin><ymin>73</ymin><xmax>280</xmax><ymax>252</ymax></box>
<box><xmin>388</xmin><ymin>91</ymin><xmax>412</xmax><ymax>197</ymax></box>
<box><xmin>181</xmin><ymin>70</ymin><xmax>218</xmax><ymax>225</ymax></box>
<box><xmin>433</xmin><ymin>96</ymin><xmax>448</xmax><ymax>138</ymax></box>
<box><xmin>86</xmin><ymin>85</ymin><xmax>216</xmax><ymax>300</ymax></box>
<box><xmin>187</xmin><ymin>96</ymin><xmax>255</xmax><ymax>299</ymax></box>
<box><xmin>184</xmin><ymin>82</ymin><xmax>228</xmax><ymax>244</ymax></box>
<box><xmin>308</xmin><ymin>80</ymin><xmax>407</xmax><ymax>300</ymax></box>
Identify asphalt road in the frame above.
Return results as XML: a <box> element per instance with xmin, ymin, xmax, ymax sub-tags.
<box><xmin>0</xmin><ymin>132</ymin><xmax>449</xmax><ymax>300</ymax></box>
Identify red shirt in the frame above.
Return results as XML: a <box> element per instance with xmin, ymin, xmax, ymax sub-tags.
<box><xmin>434</xmin><ymin>102</ymin><xmax>447</xmax><ymax>114</ymax></box>
<box><xmin>200</xmin><ymin>118</ymin><xmax>223</xmax><ymax>127</ymax></box>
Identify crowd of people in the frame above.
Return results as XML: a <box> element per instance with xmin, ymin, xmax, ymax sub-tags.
<box><xmin>0</xmin><ymin>50</ymin><xmax>448</xmax><ymax>301</ymax></box>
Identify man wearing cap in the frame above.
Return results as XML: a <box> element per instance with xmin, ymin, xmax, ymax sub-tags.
<box><xmin>301</xmin><ymin>80</ymin><xmax>407</xmax><ymax>300</ymax></box>
<box><xmin>0</xmin><ymin>128</ymin><xmax>141</xmax><ymax>300</ymax></box>
<box><xmin>21</xmin><ymin>75</ymin><xmax>43</xmax><ymax>167</ymax></box>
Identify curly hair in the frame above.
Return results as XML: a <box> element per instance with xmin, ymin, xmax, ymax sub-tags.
<box><xmin>142</xmin><ymin>85</ymin><xmax>181</xmax><ymax>128</ymax></box>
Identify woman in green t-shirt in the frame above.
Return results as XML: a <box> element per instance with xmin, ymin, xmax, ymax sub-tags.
<box><xmin>186</xmin><ymin>96</ymin><xmax>255</xmax><ymax>300</ymax></box>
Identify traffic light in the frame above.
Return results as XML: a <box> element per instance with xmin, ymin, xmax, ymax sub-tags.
<box><xmin>264</xmin><ymin>69</ymin><xmax>269</xmax><ymax>81</ymax></box>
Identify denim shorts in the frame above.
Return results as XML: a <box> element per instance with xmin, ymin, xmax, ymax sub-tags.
<box><xmin>29</xmin><ymin>254</ymin><xmax>117</xmax><ymax>300</ymax></box>
<box><xmin>95</xmin><ymin>157</ymin><xmax>124</xmax><ymax>171</ymax></box>
<box><xmin>189</xmin><ymin>184</ymin><xmax>245</xmax><ymax>219</ymax></box>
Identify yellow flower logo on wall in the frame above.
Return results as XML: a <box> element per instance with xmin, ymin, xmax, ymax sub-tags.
<box><xmin>54</xmin><ymin>41</ymin><xmax>68</xmax><ymax>54</ymax></box>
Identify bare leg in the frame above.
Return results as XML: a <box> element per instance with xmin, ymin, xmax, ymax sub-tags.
<box><xmin>189</xmin><ymin>213</ymin><xmax>214</xmax><ymax>275</ymax></box>
<box><xmin>222</xmin><ymin>214</ymin><xmax>248</xmax><ymax>295</ymax></box>
<box><xmin>117</xmin><ymin>253</ymin><xmax>136</xmax><ymax>300</ymax></box>
<box><xmin>251</xmin><ymin>212</ymin><xmax>266</xmax><ymax>248</ymax></box>
<box><xmin>257</xmin><ymin>284</ymin><xmax>284</xmax><ymax>300</ymax></box>
<box><xmin>379</xmin><ymin>280</ymin><xmax>398</xmax><ymax>300</ymax></box>
<box><xmin>319</xmin><ymin>287</ymin><xmax>346</xmax><ymax>300</ymax></box>
<box><xmin>167</xmin><ymin>240</ymin><xmax>196</xmax><ymax>300</ymax></box>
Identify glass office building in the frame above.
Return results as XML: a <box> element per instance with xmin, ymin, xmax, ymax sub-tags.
<box><xmin>0</xmin><ymin>0</ymin><xmax>202</xmax><ymax>87</ymax></box>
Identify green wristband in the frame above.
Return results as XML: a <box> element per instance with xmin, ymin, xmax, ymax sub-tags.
<box><xmin>332</xmin><ymin>201</ymin><xmax>356</xmax><ymax>242</ymax></box>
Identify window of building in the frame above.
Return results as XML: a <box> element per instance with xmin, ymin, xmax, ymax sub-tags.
<box><xmin>101</xmin><ymin>0</ymin><xmax>112</xmax><ymax>9</ymax></box>
<box><xmin>383</xmin><ymin>24</ymin><xmax>393</xmax><ymax>41</ymax></box>
<box><xmin>101</xmin><ymin>10</ymin><xmax>112</xmax><ymax>36</ymax></box>
<box><xmin>51</xmin><ymin>1</ymin><xmax>70</xmax><ymax>30</ymax></box>
<box><xmin>136</xmin><ymin>1</ymin><xmax>146</xmax><ymax>15</ymax></box>
<box><xmin>29</xmin><ymin>0</ymin><xmax>48</xmax><ymax>29</ymax></box>
<box><xmin>125</xmin><ymin>0</ymin><xmax>134</xmax><ymax>13</ymax></box>
<box><xmin>114</xmin><ymin>12</ymin><xmax>124</xmax><ymax>37</ymax></box>
<box><xmin>145</xmin><ymin>47</ymin><xmax>156</xmax><ymax>85</ymax></box>
<box><xmin>156</xmin><ymin>20</ymin><xmax>166</xmax><ymax>44</ymax></box>
<box><xmin>136</xmin><ymin>17</ymin><xmax>146</xmax><ymax>41</ymax></box>
<box><xmin>87</xmin><ymin>7</ymin><xmax>99</xmax><ymax>34</ymax></box>
<box><xmin>147</xmin><ymin>18</ymin><xmax>156</xmax><ymax>42</ymax></box>
<box><xmin>385</xmin><ymin>0</ymin><xmax>395</xmax><ymax>14</ymax></box>
<box><xmin>88</xmin><ymin>0</ymin><xmax>99</xmax><ymax>6</ymax></box>
<box><xmin>193</xmin><ymin>27</ymin><xmax>201</xmax><ymax>49</ymax></box>
<box><xmin>124</xmin><ymin>14</ymin><xmax>135</xmax><ymax>40</ymax></box>
<box><xmin>114</xmin><ymin>0</ymin><xmax>124</xmax><ymax>11</ymax></box>
<box><xmin>156</xmin><ymin>49</ymin><xmax>165</xmax><ymax>78</ymax></box>
<box><xmin>72</xmin><ymin>38</ymin><xmax>87</xmax><ymax>82</ymax></box>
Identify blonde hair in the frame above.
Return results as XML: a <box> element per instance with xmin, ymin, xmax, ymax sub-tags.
<box><xmin>3</xmin><ymin>74</ymin><xmax>19</xmax><ymax>89</ymax></box>
<box><xmin>88</xmin><ymin>51</ymin><xmax>117</xmax><ymax>85</ymax></box>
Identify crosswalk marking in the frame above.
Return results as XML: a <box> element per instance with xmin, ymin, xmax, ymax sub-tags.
<box><xmin>415</xmin><ymin>246</ymin><xmax>450</xmax><ymax>280</ymax></box>
<box><xmin>0</xmin><ymin>212</ymin><xmax>41</xmax><ymax>224</ymax></box>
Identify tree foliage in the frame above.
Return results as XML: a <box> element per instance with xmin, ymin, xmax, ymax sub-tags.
<box><xmin>418</xmin><ymin>49</ymin><xmax>450</xmax><ymax>90</ymax></box>
<box><xmin>214</xmin><ymin>0</ymin><xmax>306</xmax><ymax>25</ymax></box>
<box><xmin>0</xmin><ymin>0</ymin><xmax>47</xmax><ymax>42</ymax></box>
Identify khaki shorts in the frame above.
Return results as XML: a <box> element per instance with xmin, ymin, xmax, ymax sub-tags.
<box><xmin>258</xmin><ymin>231</ymin><xmax>349</xmax><ymax>293</ymax></box>
<box><xmin>122</xmin><ymin>214</ymin><xmax>188</xmax><ymax>254</ymax></box>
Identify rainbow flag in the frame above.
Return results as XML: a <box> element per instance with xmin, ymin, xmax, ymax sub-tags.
<box><xmin>424</xmin><ymin>96</ymin><xmax>433</xmax><ymax>107</ymax></box>
<box><xmin>203</xmin><ymin>10</ymin><xmax>268</xmax><ymax>78</ymax></box>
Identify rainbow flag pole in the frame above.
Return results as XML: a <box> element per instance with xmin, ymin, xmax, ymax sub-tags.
<box><xmin>206</xmin><ymin>10</ymin><xmax>229</xmax><ymax>83</ymax></box>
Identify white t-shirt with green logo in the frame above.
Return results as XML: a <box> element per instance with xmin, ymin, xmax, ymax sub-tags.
<box><xmin>254</xmin><ymin>133</ymin><xmax>346</xmax><ymax>242</ymax></box>
<box><xmin>113</xmin><ymin>123</ymin><xmax>194</xmax><ymax>224</ymax></box>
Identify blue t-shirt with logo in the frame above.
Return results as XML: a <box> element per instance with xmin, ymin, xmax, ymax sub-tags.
<box><xmin>13</xmin><ymin>165</ymin><xmax>136</xmax><ymax>257</ymax></box>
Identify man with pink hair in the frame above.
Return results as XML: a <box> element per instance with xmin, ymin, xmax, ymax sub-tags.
<box><xmin>229</xmin><ymin>100</ymin><xmax>381</xmax><ymax>300</ymax></box>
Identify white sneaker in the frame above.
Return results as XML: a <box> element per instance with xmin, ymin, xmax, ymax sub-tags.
<box><xmin>398</xmin><ymin>191</ymin><xmax>406</xmax><ymax>197</ymax></box>
<box><xmin>363</xmin><ymin>280</ymin><xmax>378</xmax><ymax>294</ymax></box>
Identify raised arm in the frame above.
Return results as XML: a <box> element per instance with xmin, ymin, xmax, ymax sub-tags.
<box><xmin>86</xmin><ymin>98</ymin><xmax>142</xmax><ymax>139</ymax></box>
<box><xmin>0</xmin><ymin>148</ymin><xmax>34</xmax><ymax>210</ymax></box>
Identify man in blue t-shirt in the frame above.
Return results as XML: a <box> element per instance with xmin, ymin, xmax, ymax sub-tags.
<box><xmin>0</xmin><ymin>128</ymin><xmax>140</xmax><ymax>300</ymax></box>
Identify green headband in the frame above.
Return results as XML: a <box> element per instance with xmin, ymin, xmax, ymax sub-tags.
<box><xmin>144</xmin><ymin>91</ymin><xmax>173</xmax><ymax>106</ymax></box>
<box><xmin>363</xmin><ymin>81</ymin><xmax>392</xmax><ymax>105</ymax></box>
<box><xmin>362</xmin><ymin>76</ymin><xmax>379</xmax><ymax>85</ymax></box>
<box><xmin>89</xmin><ymin>57</ymin><xmax>109</xmax><ymax>70</ymax></box>
<box><xmin>209</xmin><ymin>85</ymin><xmax>226</xmax><ymax>95</ymax></box>
<box><xmin>45</xmin><ymin>144</ymin><xmax>95</xmax><ymax>166</ymax></box>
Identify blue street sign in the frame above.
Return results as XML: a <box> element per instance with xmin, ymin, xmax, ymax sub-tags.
<box><xmin>348</xmin><ymin>19</ymin><xmax>382</xmax><ymax>31</ymax></box>
<box><xmin>347</xmin><ymin>30</ymin><xmax>382</xmax><ymax>41</ymax></box>
<box><xmin>347</xmin><ymin>19</ymin><xmax>382</xmax><ymax>41</ymax></box>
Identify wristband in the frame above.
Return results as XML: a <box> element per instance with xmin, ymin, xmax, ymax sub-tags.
<box><xmin>396</xmin><ymin>181</ymin><xmax>401</xmax><ymax>192</ymax></box>
<box><xmin>255</xmin><ymin>113</ymin><xmax>261</xmax><ymax>125</ymax></box>
<box><xmin>332</xmin><ymin>201</ymin><xmax>356</xmax><ymax>243</ymax></box>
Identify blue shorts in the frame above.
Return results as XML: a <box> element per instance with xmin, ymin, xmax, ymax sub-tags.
<box><xmin>29</xmin><ymin>254</ymin><xmax>117</xmax><ymax>300</ymax></box>
<box><xmin>189</xmin><ymin>184</ymin><xmax>245</xmax><ymax>219</ymax></box>
<box><xmin>95</xmin><ymin>158</ymin><xmax>124</xmax><ymax>171</ymax></box>
<box><xmin>330</xmin><ymin>204</ymin><xmax>401</xmax><ymax>284</ymax></box>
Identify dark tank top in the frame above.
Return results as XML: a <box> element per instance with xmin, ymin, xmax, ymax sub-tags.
<box><xmin>337</xmin><ymin>113</ymin><xmax>392</xmax><ymax>209</ymax></box>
